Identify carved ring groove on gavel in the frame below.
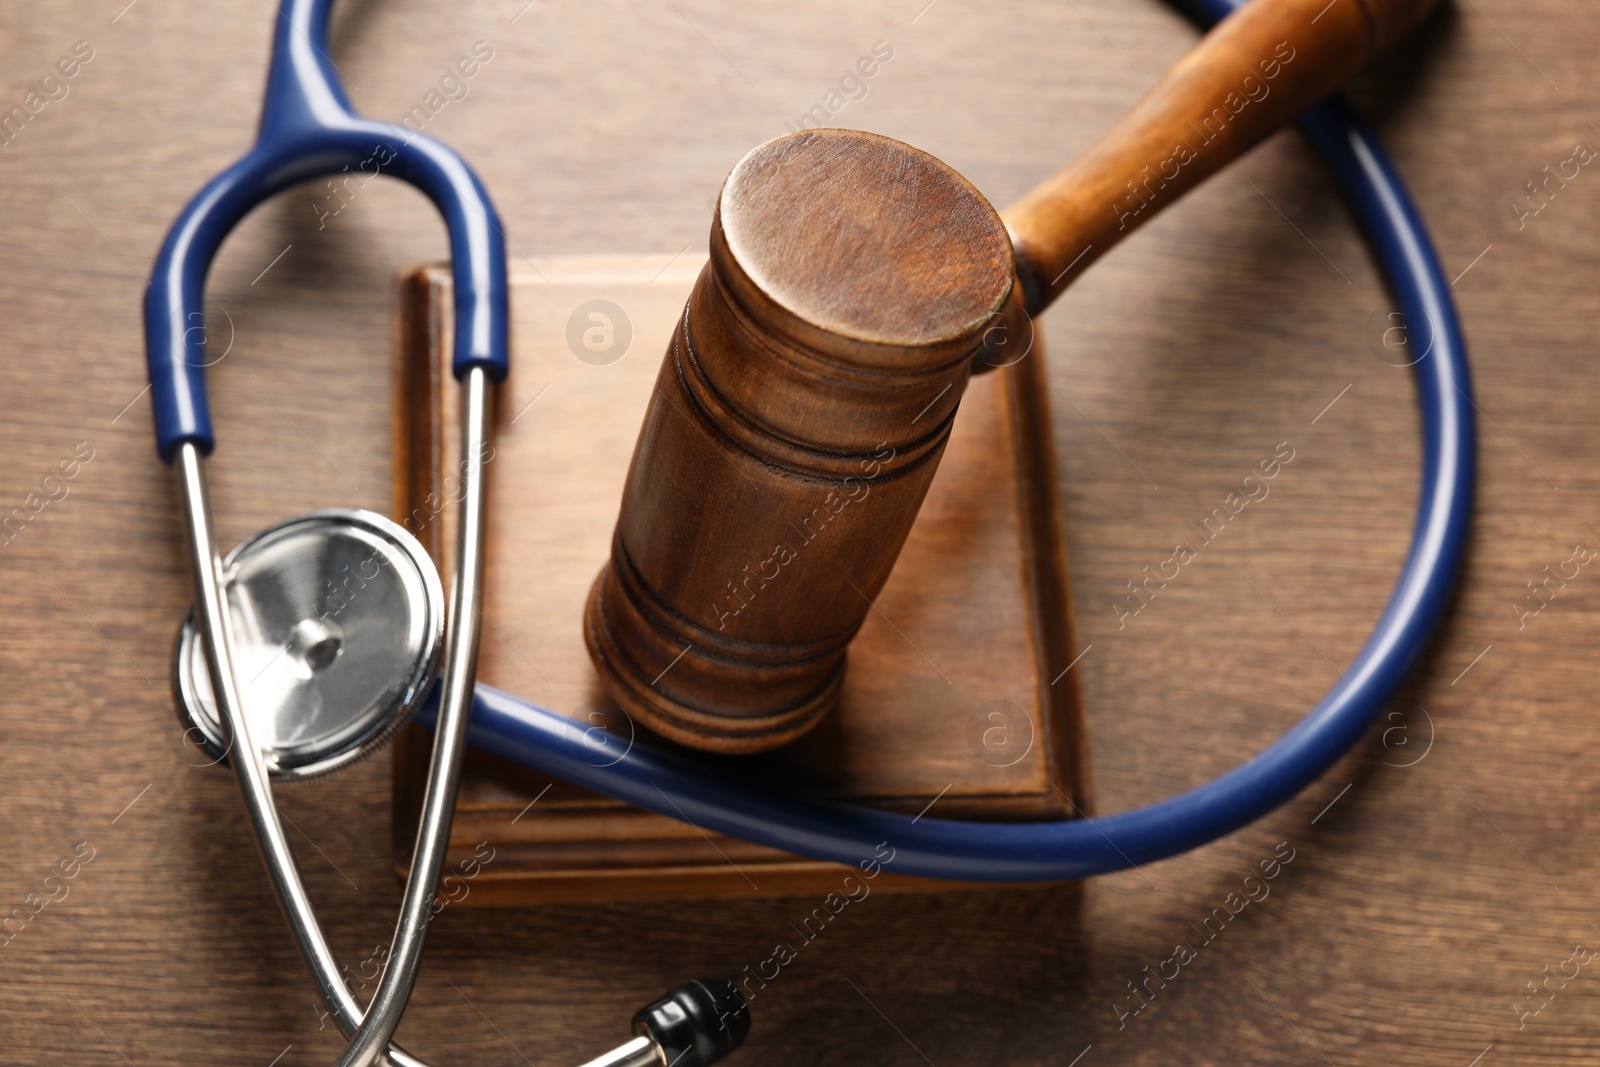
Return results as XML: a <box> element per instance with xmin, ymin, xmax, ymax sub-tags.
<box><xmin>584</xmin><ymin>0</ymin><xmax>1440</xmax><ymax>753</ymax></box>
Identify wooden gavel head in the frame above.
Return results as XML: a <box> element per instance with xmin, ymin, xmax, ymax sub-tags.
<box><xmin>585</xmin><ymin>128</ymin><xmax>1014</xmax><ymax>753</ymax></box>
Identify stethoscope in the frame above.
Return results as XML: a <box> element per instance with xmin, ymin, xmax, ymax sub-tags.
<box><xmin>144</xmin><ymin>0</ymin><xmax>1474</xmax><ymax>1064</ymax></box>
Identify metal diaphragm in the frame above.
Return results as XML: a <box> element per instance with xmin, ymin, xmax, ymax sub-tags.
<box><xmin>173</xmin><ymin>509</ymin><xmax>444</xmax><ymax>781</ymax></box>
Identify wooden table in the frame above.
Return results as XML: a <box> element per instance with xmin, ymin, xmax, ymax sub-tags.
<box><xmin>1</xmin><ymin>0</ymin><xmax>1593</xmax><ymax>1063</ymax></box>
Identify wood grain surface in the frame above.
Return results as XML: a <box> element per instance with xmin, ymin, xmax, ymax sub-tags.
<box><xmin>0</xmin><ymin>0</ymin><xmax>1596</xmax><ymax>1064</ymax></box>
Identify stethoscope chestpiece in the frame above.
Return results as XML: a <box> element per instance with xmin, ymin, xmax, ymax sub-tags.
<box><xmin>173</xmin><ymin>509</ymin><xmax>444</xmax><ymax>781</ymax></box>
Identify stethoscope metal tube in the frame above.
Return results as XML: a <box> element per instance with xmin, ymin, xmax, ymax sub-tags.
<box><xmin>181</xmin><ymin>395</ymin><xmax>740</xmax><ymax>1067</ymax></box>
<box><xmin>578</xmin><ymin>1038</ymin><xmax>663</xmax><ymax>1067</ymax></box>
<box><xmin>335</xmin><ymin>367</ymin><xmax>492</xmax><ymax>1067</ymax></box>
<box><xmin>175</xmin><ymin>440</ymin><xmax>432</xmax><ymax>1067</ymax></box>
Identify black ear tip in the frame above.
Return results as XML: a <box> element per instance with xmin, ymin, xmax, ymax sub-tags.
<box><xmin>696</xmin><ymin>978</ymin><xmax>752</xmax><ymax>1046</ymax></box>
<box><xmin>634</xmin><ymin>978</ymin><xmax>750</xmax><ymax>1066</ymax></box>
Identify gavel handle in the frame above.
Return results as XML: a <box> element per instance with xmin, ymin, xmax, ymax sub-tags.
<box><xmin>1002</xmin><ymin>0</ymin><xmax>1440</xmax><ymax>315</ymax></box>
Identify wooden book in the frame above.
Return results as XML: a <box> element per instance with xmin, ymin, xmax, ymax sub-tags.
<box><xmin>391</xmin><ymin>255</ymin><xmax>1088</xmax><ymax>903</ymax></box>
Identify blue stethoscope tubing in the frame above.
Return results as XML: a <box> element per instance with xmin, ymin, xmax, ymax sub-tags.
<box><xmin>146</xmin><ymin>0</ymin><xmax>1472</xmax><ymax>883</ymax></box>
<box><xmin>143</xmin><ymin>0</ymin><xmax>508</xmax><ymax>463</ymax></box>
<box><xmin>419</xmin><ymin>0</ymin><xmax>1476</xmax><ymax>881</ymax></box>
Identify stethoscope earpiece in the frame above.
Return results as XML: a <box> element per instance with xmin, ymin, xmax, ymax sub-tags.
<box><xmin>173</xmin><ymin>509</ymin><xmax>444</xmax><ymax>780</ymax></box>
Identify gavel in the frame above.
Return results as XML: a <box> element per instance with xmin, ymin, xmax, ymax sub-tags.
<box><xmin>584</xmin><ymin>0</ymin><xmax>1439</xmax><ymax>753</ymax></box>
